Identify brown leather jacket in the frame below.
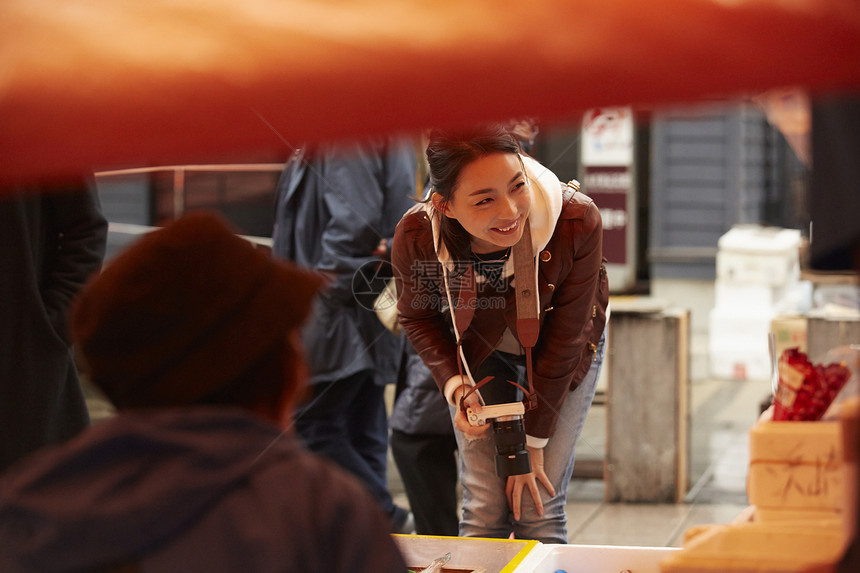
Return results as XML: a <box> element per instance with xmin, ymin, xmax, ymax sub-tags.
<box><xmin>392</xmin><ymin>184</ymin><xmax>609</xmax><ymax>439</ymax></box>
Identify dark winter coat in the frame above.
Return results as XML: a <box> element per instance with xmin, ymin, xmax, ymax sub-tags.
<box><xmin>0</xmin><ymin>186</ymin><xmax>107</xmax><ymax>471</ymax></box>
<box><xmin>389</xmin><ymin>338</ymin><xmax>455</xmax><ymax>436</ymax></box>
<box><xmin>272</xmin><ymin>139</ymin><xmax>417</xmax><ymax>386</ymax></box>
<box><xmin>0</xmin><ymin>408</ymin><xmax>407</xmax><ymax>572</ymax></box>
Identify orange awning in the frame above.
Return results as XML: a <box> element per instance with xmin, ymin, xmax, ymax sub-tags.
<box><xmin>2</xmin><ymin>0</ymin><xmax>859</xmax><ymax>188</ymax></box>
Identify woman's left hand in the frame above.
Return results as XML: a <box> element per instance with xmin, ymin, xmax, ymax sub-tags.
<box><xmin>505</xmin><ymin>446</ymin><xmax>556</xmax><ymax>521</ymax></box>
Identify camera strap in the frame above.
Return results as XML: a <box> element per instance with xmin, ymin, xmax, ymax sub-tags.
<box><xmin>511</xmin><ymin>218</ymin><xmax>539</xmax><ymax>412</ymax></box>
<box><xmin>453</xmin><ymin>218</ymin><xmax>540</xmax><ymax>414</ymax></box>
<box><xmin>442</xmin><ymin>256</ymin><xmax>482</xmax><ymax>415</ymax></box>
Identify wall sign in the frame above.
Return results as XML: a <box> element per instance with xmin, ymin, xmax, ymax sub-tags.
<box><xmin>580</xmin><ymin>107</ymin><xmax>637</xmax><ymax>291</ymax></box>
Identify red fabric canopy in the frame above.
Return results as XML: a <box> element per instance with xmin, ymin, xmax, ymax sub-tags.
<box><xmin>2</xmin><ymin>0</ymin><xmax>859</xmax><ymax>188</ymax></box>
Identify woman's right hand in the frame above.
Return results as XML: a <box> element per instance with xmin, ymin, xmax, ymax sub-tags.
<box><xmin>450</xmin><ymin>377</ymin><xmax>491</xmax><ymax>440</ymax></box>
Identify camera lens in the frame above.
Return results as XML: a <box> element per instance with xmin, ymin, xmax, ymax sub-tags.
<box><xmin>492</xmin><ymin>416</ymin><xmax>531</xmax><ymax>477</ymax></box>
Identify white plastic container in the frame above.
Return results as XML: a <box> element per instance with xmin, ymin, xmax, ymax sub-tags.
<box><xmin>715</xmin><ymin>225</ymin><xmax>801</xmax><ymax>287</ymax></box>
<box><xmin>512</xmin><ymin>543</ymin><xmax>680</xmax><ymax>573</ymax></box>
<box><xmin>709</xmin><ymin>306</ymin><xmax>773</xmax><ymax>348</ymax></box>
<box><xmin>394</xmin><ymin>534</ymin><xmax>538</xmax><ymax>573</ymax></box>
<box><xmin>708</xmin><ymin>343</ymin><xmax>772</xmax><ymax>381</ymax></box>
<box><xmin>714</xmin><ymin>281</ymin><xmax>791</xmax><ymax>311</ymax></box>
<box><xmin>709</xmin><ymin>306</ymin><xmax>774</xmax><ymax>380</ymax></box>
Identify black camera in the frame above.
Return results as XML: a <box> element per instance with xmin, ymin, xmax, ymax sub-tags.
<box><xmin>466</xmin><ymin>403</ymin><xmax>531</xmax><ymax>477</ymax></box>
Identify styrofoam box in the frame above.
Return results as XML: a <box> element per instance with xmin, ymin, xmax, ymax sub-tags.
<box><xmin>716</xmin><ymin>250</ymin><xmax>800</xmax><ymax>287</ymax></box>
<box><xmin>714</xmin><ymin>281</ymin><xmax>791</xmax><ymax>311</ymax></box>
<box><xmin>512</xmin><ymin>543</ymin><xmax>680</xmax><ymax>573</ymax></box>
<box><xmin>709</xmin><ymin>343</ymin><xmax>772</xmax><ymax>381</ymax></box>
<box><xmin>709</xmin><ymin>306</ymin><xmax>774</xmax><ymax>348</ymax></box>
<box><xmin>394</xmin><ymin>534</ymin><xmax>538</xmax><ymax>573</ymax></box>
<box><xmin>716</xmin><ymin>225</ymin><xmax>801</xmax><ymax>287</ymax></box>
<box><xmin>748</xmin><ymin>420</ymin><xmax>843</xmax><ymax>511</ymax></box>
<box><xmin>709</xmin><ymin>307</ymin><xmax>774</xmax><ymax>380</ymax></box>
<box><xmin>718</xmin><ymin>226</ymin><xmax>802</xmax><ymax>255</ymax></box>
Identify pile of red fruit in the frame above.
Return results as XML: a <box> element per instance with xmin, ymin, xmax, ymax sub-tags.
<box><xmin>773</xmin><ymin>348</ymin><xmax>852</xmax><ymax>421</ymax></box>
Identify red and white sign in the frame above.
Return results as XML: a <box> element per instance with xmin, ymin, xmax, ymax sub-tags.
<box><xmin>582</xmin><ymin>108</ymin><xmax>634</xmax><ymax>167</ymax></box>
<box><xmin>583</xmin><ymin>166</ymin><xmax>629</xmax><ymax>264</ymax></box>
<box><xmin>580</xmin><ymin>107</ymin><xmax>636</xmax><ymax>290</ymax></box>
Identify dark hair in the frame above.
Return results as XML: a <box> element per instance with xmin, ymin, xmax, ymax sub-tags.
<box><xmin>425</xmin><ymin>125</ymin><xmax>521</xmax><ymax>264</ymax></box>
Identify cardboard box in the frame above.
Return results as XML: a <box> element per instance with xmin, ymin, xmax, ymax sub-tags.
<box><xmin>748</xmin><ymin>421</ymin><xmax>843</xmax><ymax>511</ymax></box>
<box><xmin>770</xmin><ymin>315</ymin><xmax>808</xmax><ymax>357</ymax></box>
<box><xmin>753</xmin><ymin>506</ymin><xmax>842</xmax><ymax>527</ymax></box>
<box><xmin>659</xmin><ymin>523</ymin><xmax>844</xmax><ymax>572</ymax></box>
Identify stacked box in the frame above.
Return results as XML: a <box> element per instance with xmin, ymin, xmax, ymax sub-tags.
<box><xmin>770</xmin><ymin>315</ymin><xmax>808</xmax><ymax>358</ymax></box>
<box><xmin>709</xmin><ymin>226</ymin><xmax>802</xmax><ymax>381</ymax></box>
<box><xmin>715</xmin><ymin>226</ymin><xmax>802</xmax><ymax>286</ymax></box>
<box><xmin>747</xmin><ymin>420</ymin><xmax>843</xmax><ymax>522</ymax></box>
<box><xmin>658</xmin><ymin>523</ymin><xmax>844</xmax><ymax>572</ymax></box>
<box><xmin>709</xmin><ymin>307</ymin><xmax>773</xmax><ymax>380</ymax></box>
<box><xmin>659</xmin><ymin>404</ymin><xmax>857</xmax><ymax>572</ymax></box>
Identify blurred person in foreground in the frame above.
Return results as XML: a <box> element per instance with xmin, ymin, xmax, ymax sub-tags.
<box><xmin>0</xmin><ymin>211</ymin><xmax>407</xmax><ymax>573</ymax></box>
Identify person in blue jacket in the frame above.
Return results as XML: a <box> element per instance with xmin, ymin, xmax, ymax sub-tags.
<box><xmin>272</xmin><ymin>137</ymin><xmax>418</xmax><ymax>533</ymax></box>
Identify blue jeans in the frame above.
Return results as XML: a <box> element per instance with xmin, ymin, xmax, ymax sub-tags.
<box><xmin>451</xmin><ymin>331</ymin><xmax>606</xmax><ymax>544</ymax></box>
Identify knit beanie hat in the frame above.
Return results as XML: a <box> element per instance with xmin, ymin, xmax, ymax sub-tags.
<box><xmin>69</xmin><ymin>210</ymin><xmax>323</xmax><ymax>409</ymax></box>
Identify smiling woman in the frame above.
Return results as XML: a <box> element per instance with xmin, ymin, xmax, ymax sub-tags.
<box><xmin>390</xmin><ymin>124</ymin><xmax>610</xmax><ymax>544</ymax></box>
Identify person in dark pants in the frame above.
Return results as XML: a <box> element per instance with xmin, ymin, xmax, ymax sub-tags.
<box><xmin>390</xmin><ymin>339</ymin><xmax>460</xmax><ymax>536</ymax></box>
<box><xmin>272</xmin><ymin>137</ymin><xmax>417</xmax><ymax>533</ymax></box>
<box><xmin>0</xmin><ymin>181</ymin><xmax>107</xmax><ymax>472</ymax></box>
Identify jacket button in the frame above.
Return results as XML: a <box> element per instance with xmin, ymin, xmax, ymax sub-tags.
<box><xmin>540</xmin><ymin>250</ymin><xmax>551</xmax><ymax>262</ymax></box>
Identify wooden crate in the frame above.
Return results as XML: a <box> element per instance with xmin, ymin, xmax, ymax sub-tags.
<box><xmin>605</xmin><ymin>301</ymin><xmax>690</xmax><ymax>503</ymax></box>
